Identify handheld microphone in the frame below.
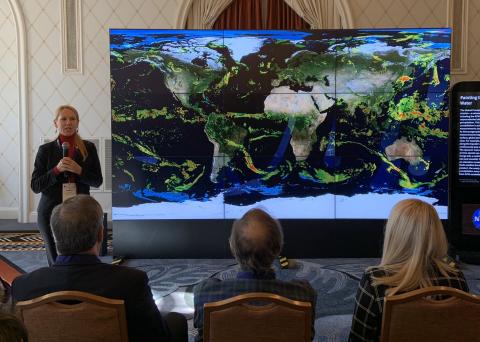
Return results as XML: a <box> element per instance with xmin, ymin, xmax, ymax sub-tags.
<box><xmin>62</xmin><ymin>142</ymin><xmax>70</xmax><ymax>158</ymax></box>
<box><xmin>61</xmin><ymin>142</ymin><xmax>70</xmax><ymax>179</ymax></box>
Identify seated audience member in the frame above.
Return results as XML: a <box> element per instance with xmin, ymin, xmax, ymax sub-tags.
<box><xmin>12</xmin><ymin>195</ymin><xmax>187</xmax><ymax>342</ymax></box>
<box><xmin>349</xmin><ymin>199</ymin><xmax>469</xmax><ymax>342</ymax></box>
<box><xmin>193</xmin><ymin>208</ymin><xmax>317</xmax><ymax>341</ymax></box>
<box><xmin>0</xmin><ymin>311</ymin><xmax>28</xmax><ymax>342</ymax></box>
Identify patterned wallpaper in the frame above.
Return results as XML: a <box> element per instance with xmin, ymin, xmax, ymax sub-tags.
<box><xmin>347</xmin><ymin>0</ymin><xmax>480</xmax><ymax>83</ymax></box>
<box><xmin>16</xmin><ymin>0</ymin><xmax>179</xmax><ymax>220</ymax></box>
<box><xmin>1</xmin><ymin>0</ymin><xmax>480</xmax><ymax>220</ymax></box>
<box><xmin>452</xmin><ymin>0</ymin><xmax>480</xmax><ymax>82</ymax></box>
<box><xmin>349</xmin><ymin>0</ymin><xmax>449</xmax><ymax>28</ymax></box>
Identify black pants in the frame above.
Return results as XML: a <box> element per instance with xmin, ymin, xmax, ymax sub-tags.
<box><xmin>164</xmin><ymin>312</ymin><xmax>188</xmax><ymax>342</ymax></box>
<box><xmin>37</xmin><ymin>206</ymin><xmax>57</xmax><ymax>266</ymax></box>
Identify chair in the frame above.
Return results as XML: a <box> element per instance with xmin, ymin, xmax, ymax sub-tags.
<box><xmin>15</xmin><ymin>290</ymin><xmax>128</xmax><ymax>342</ymax></box>
<box><xmin>380</xmin><ymin>286</ymin><xmax>480</xmax><ymax>342</ymax></box>
<box><xmin>0</xmin><ymin>254</ymin><xmax>24</xmax><ymax>287</ymax></box>
<box><xmin>203</xmin><ymin>292</ymin><xmax>312</xmax><ymax>342</ymax></box>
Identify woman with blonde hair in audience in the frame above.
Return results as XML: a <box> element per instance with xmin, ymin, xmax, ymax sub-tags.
<box><xmin>349</xmin><ymin>198</ymin><xmax>469</xmax><ymax>342</ymax></box>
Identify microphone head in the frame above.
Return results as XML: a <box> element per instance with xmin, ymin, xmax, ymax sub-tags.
<box><xmin>62</xmin><ymin>142</ymin><xmax>70</xmax><ymax>157</ymax></box>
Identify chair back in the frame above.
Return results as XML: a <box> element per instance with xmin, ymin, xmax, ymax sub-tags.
<box><xmin>381</xmin><ymin>286</ymin><xmax>480</xmax><ymax>342</ymax></box>
<box><xmin>15</xmin><ymin>290</ymin><xmax>128</xmax><ymax>342</ymax></box>
<box><xmin>204</xmin><ymin>292</ymin><xmax>311</xmax><ymax>342</ymax></box>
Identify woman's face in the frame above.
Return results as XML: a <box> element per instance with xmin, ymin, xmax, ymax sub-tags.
<box><xmin>54</xmin><ymin>108</ymin><xmax>79</xmax><ymax>137</ymax></box>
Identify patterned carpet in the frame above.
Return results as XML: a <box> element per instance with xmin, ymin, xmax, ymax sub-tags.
<box><xmin>130</xmin><ymin>259</ymin><xmax>369</xmax><ymax>341</ymax></box>
<box><xmin>0</xmin><ymin>232</ymin><xmax>113</xmax><ymax>253</ymax></box>
<box><xmin>0</xmin><ymin>232</ymin><xmax>45</xmax><ymax>251</ymax></box>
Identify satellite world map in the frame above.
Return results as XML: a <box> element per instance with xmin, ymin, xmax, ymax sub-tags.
<box><xmin>110</xmin><ymin>29</ymin><xmax>451</xmax><ymax>219</ymax></box>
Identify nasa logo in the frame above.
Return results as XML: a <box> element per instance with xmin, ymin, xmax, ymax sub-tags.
<box><xmin>472</xmin><ymin>209</ymin><xmax>480</xmax><ymax>230</ymax></box>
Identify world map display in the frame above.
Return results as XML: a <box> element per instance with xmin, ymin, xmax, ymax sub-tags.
<box><xmin>110</xmin><ymin>29</ymin><xmax>451</xmax><ymax>219</ymax></box>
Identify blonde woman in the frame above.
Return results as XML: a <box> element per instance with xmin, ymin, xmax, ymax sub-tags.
<box><xmin>349</xmin><ymin>199</ymin><xmax>469</xmax><ymax>342</ymax></box>
<box><xmin>31</xmin><ymin>105</ymin><xmax>102</xmax><ymax>266</ymax></box>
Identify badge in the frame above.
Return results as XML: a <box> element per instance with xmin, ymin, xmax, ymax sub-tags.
<box><xmin>62</xmin><ymin>183</ymin><xmax>77</xmax><ymax>202</ymax></box>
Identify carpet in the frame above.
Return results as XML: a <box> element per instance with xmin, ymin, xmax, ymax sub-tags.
<box><xmin>215</xmin><ymin>259</ymin><xmax>365</xmax><ymax>317</ymax></box>
<box><xmin>0</xmin><ymin>232</ymin><xmax>45</xmax><ymax>251</ymax></box>
<box><xmin>124</xmin><ymin>259</ymin><xmax>236</xmax><ymax>298</ymax></box>
<box><xmin>0</xmin><ymin>232</ymin><xmax>113</xmax><ymax>253</ymax></box>
<box><xmin>148</xmin><ymin>259</ymin><xmax>374</xmax><ymax>341</ymax></box>
<box><xmin>129</xmin><ymin>259</ymin><xmax>369</xmax><ymax>342</ymax></box>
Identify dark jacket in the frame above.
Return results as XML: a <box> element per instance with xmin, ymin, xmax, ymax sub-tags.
<box><xmin>12</xmin><ymin>255</ymin><xmax>170</xmax><ymax>342</ymax></box>
<box><xmin>31</xmin><ymin>139</ymin><xmax>103</xmax><ymax>214</ymax></box>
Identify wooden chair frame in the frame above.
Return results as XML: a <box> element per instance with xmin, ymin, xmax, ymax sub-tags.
<box><xmin>204</xmin><ymin>292</ymin><xmax>312</xmax><ymax>342</ymax></box>
<box><xmin>381</xmin><ymin>286</ymin><xmax>480</xmax><ymax>342</ymax></box>
<box><xmin>16</xmin><ymin>290</ymin><xmax>128</xmax><ymax>342</ymax></box>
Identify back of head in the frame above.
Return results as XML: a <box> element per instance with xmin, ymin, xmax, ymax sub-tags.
<box><xmin>50</xmin><ymin>195</ymin><xmax>103</xmax><ymax>255</ymax></box>
<box><xmin>377</xmin><ymin>198</ymin><xmax>453</xmax><ymax>294</ymax></box>
<box><xmin>0</xmin><ymin>311</ymin><xmax>28</xmax><ymax>342</ymax></box>
<box><xmin>229</xmin><ymin>208</ymin><xmax>283</xmax><ymax>275</ymax></box>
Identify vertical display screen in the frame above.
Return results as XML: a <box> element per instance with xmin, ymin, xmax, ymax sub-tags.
<box><xmin>458</xmin><ymin>93</ymin><xmax>480</xmax><ymax>184</ymax></box>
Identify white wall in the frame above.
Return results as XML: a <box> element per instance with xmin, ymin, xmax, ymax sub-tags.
<box><xmin>1</xmin><ymin>0</ymin><xmax>480</xmax><ymax>222</ymax></box>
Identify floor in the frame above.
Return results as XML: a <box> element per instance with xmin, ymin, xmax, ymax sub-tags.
<box><xmin>0</xmin><ymin>220</ymin><xmax>37</xmax><ymax>232</ymax></box>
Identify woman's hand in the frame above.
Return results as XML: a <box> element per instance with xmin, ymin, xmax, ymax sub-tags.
<box><xmin>56</xmin><ymin>157</ymin><xmax>83</xmax><ymax>175</ymax></box>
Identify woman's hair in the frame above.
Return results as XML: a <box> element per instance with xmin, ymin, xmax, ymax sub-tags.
<box><xmin>372</xmin><ymin>198</ymin><xmax>457</xmax><ymax>296</ymax></box>
<box><xmin>55</xmin><ymin>105</ymin><xmax>88</xmax><ymax>161</ymax></box>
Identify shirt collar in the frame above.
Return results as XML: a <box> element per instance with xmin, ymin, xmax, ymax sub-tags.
<box><xmin>57</xmin><ymin>135</ymin><xmax>76</xmax><ymax>150</ymax></box>
<box><xmin>54</xmin><ymin>254</ymin><xmax>101</xmax><ymax>265</ymax></box>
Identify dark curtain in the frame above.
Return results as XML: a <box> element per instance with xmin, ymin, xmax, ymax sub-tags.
<box><xmin>213</xmin><ymin>0</ymin><xmax>310</xmax><ymax>30</ymax></box>
<box><xmin>213</xmin><ymin>0</ymin><xmax>263</xmax><ymax>30</ymax></box>
<box><xmin>266</xmin><ymin>0</ymin><xmax>310</xmax><ymax>30</ymax></box>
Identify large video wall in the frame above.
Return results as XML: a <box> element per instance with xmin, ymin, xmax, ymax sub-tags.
<box><xmin>110</xmin><ymin>29</ymin><xmax>451</xmax><ymax>220</ymax></box>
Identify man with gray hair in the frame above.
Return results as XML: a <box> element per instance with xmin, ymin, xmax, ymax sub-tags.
<box><xmin>193</xmin><ymin>208</ymin><xmax>317</xmax><ymax>341</ymax></box>
<box><xmin>12</xmin><ymin>195</ymin><xmax>186</xmax><ymax>342</ymax></box>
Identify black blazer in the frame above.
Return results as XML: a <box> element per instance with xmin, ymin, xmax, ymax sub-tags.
<box><xmin>12</xmin><ymin>256</ymin><xmax>171</xmax><ymax>342</ymax></box>
<box><xmin>31</xmin><ymin>139</ymin><xmax>103</xmax><ymax>214</ymax></box>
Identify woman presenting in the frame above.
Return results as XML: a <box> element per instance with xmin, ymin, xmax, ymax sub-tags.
<box><xmin>31</xmin><ymin>105</ymin><xmax>103</xmax><ymax>265</ymax></box>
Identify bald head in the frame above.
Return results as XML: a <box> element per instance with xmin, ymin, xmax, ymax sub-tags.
<box><xmin>229</xmin><ymin>208</ymin><xmax>283</xmax><ymax>274</ymax></box>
